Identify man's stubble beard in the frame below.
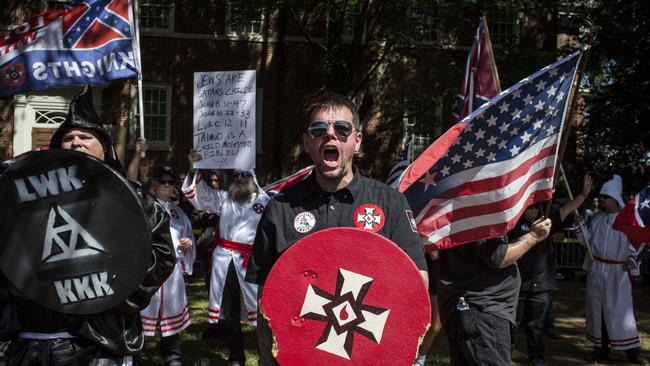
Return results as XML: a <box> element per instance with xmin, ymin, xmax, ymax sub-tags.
<box><xmin>315</xmin><ymin>161</ymin><xmax>348</xmax><ymax>182</ymax></box>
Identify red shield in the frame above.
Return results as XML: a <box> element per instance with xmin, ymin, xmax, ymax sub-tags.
<box><xmin>261</xmin><ymin>227</ymin><xmax>430</xmax><ymax>365</ymax></box>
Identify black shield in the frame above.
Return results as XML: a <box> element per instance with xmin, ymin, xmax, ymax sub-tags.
<box><xmin>0</xmin><ymin>149</ymin><xmax>151</xmax><ymax>314</ymax></box>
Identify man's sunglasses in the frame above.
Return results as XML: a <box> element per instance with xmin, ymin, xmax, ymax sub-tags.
<box><xmin>157</xmin><ymin>179</ymin><xmax>176</xmax><ymax>186</ymax></box>
<box><xmin>234</xmin><ymin>172</ymin><xmax>253</xmax><ymax>178</ymax></box>
<box><xmin>308</xmin><ymin>120</ymin><xmax>354</xmax><ymax>138</ymax></box>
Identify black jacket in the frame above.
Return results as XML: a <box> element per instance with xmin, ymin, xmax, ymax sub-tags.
<box><xmin>511</xmin><ymin>210</ymin><xmax>562</xmax><ymax>293</ymax></box>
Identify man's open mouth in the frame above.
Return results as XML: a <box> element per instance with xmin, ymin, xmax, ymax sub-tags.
<box><xmin>323</xmin><ymin>147</ymin><xmax>339</xmax><ymax>163</ymax></box>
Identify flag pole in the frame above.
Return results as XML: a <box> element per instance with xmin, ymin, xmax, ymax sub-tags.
<box><xmin>545</xmin><ymin>20</ymin><xmax>599</xmax><ymax>217</ymax></box>
<box><xmin>560</xmin><ymin>165</ymin><xmax>594</xmax><ymax>259</ymax></box>
<box><xmin>543</xmin><ymin>49</ymin><xmax>587</xmax><ymax>218</ymax></box>
<box><xmin>543</xmin><ymin>31</ymin><xmax>593</xmax><ymax>219</ymax></box>
<box><xmin>481</xmin><ymin>16</ymin><xmax>501</xmax><ymax>93</ymax></box>
<box><xmin>468</xmin><ymin>69</ymin><xmax>474</xmax><ymax>112</ymax></box>
<box><xmin>131</xmin><ymin>0</ymin><xmax>146</xmax><ymax>158</ymax></box>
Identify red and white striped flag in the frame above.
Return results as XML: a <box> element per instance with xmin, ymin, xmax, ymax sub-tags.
<box><xmin>399</xmin><ymin>51</ymin><xmax>582</xmax><ymax>250</ymax></box>
<box><xmin>263</xmin><ymin>166</ymin><xmax>314</xmax><ymax>197</ymax></box>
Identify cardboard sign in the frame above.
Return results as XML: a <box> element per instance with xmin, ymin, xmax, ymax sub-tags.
<box><xmin>193</xmin><ymin>70</ymin><xmax>256</xmax><ymax>170</ymax></box>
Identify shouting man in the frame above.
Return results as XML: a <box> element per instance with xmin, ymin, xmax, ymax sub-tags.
<box><xmin>245</xmin><ymin>92</ymin><xmax>427</xmax><ymax>365</ymax></box>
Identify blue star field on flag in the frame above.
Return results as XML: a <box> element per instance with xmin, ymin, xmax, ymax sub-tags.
<box><xmin>406</xmin><ymin>51</ymin><xmax>580</xmax><ymax>216</ymax></box>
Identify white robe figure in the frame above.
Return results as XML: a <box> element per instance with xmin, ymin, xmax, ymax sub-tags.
<box><xmin>182</xmin><ymin>172</ymin><xmax>269</xmax><ymax>326</ymax></box>
<box><xmin>141</xmin><ymin>200</ymin><xmax>196</xmax><ymax>337</ymax></box>
<box><xmin>583</xmin><ymin>175</ymin><xmax>641</xmax><ymax>350</ymax></box>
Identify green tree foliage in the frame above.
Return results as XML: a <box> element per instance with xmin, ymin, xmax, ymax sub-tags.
<box><xmin>578</xmin><ymin>0</ymin><xmax>650</xmax><ymax>179</ymax></box>
<box><xmin>270</xmin><ymin>0</ymin><xmax>600</xmax><ymax>178</ymax></box>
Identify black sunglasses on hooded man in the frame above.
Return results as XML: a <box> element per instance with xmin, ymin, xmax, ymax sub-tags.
<box><xmin>0</xmin><ymin>85</ymin><xmax>175</xmax><ymax>365</ymax></box>
<box><xmin>143</xmin><ymin>164</ymin><xmax>196</xmax><ymax>365</ymax></box>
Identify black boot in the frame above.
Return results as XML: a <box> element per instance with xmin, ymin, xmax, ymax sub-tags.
<box><xmin>588</xmin><ymin>346</ymin><xmax>609</xmax><ymax>362</ymax></box>
<box><xmin>627</xmin><ymin>348</ymin><xmax>649</xmax><ymax>365</ymax></box>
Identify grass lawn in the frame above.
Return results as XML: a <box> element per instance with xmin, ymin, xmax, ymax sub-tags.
<box><xmin>137</xmin><ymin>275</ymin><xmax>650</xmax><ymax>365</ymax></box>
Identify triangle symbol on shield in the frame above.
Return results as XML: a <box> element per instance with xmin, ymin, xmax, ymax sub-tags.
<box><xmin>42</xmin><ymin>204</ymin><xmax>106</xmax><ymax>263</ymax></box>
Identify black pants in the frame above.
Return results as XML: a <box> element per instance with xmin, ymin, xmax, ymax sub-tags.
<box><xmin>160</xmin><ymin>333</ymin><xmax>181</xmax><ymax>366</ymax></box>
<box><xmin>223</xmin><ymin>260</ymin><xmax>245</xmax><ymax>364</ymax></box>
<box><xmin>257</xmin><ymin>300</ymin><xmax>279</xmax><ymax>366</ymax></box>
<box><xmin>543</xmin><ymin>295</ymin><xmax>555</xmax><ymax>332</ymax></box>
<box><xmin>198</xmin><ymin>250</ymin><xmax>213</xmax><ymax>290</ymax></box>
<box><xmin>516</xmin><ymin>290</ymin><xmax>549</xmax><ymax>361</ymax></box>
<box><xmin>8</xmin><ymin>337</ymin><xmax>126</xmax><ymax>366</ymax></box>
<box><xmin>444</xmin><ymin>308</ymin><xmax>512</xmax><ymax>366</ymax></box>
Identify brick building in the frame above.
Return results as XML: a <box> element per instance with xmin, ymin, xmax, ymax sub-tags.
<box><xmin>0</xmin><ymin>0</ymin><xmax>578</xmax><ymax>185</ymax></box>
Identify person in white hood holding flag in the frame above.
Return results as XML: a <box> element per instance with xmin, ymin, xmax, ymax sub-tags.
<box><xmin>582</xmin><ymin>174</ymin><xmax>647</xmax><ymax>364</ymax></box>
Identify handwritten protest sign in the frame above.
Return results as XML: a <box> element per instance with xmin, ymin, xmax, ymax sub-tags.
<box><xmin>193</xmin><ymin>70</ymin><xmax>256</xmax><ymax>170</ymax></box>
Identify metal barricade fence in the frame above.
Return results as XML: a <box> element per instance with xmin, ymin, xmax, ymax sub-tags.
<box><xmin>553</xmin><ymin>228</ymin><xmax>650</xmax><ymax>277</ymax></box>
<box><xmin>553</xmin><ymin>227</ymin><xmax>586</xmax><ymax>270</ymax></box>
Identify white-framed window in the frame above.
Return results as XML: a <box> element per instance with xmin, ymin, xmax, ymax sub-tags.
<box><xmin>41</xmin><ymin>0</ymin><xmax>71</xmax><ymax>11</ymax></box>
<box><xmin>406</xmin><ymin>7</ymin><xmax>443</xmax><ymax>45</ymax></box>
<box><xmin>130</xmin><ymin>84</ymin><xmax>172</xmax><ymax>149</ymax></box>
<box><xmin>342</xmin><ymin>3</ymin><xmax>363</xmax><ymax>40</ymax></box>
<box><xmin>12</xmin><ymin>87</ymin><xmax>103</xmax><ymax>155</ymax></box>
<box><xmin>402</xmin><ymin>94</ymin><xmax>444</xmax><ymax>157</ymax></box>
<box><xmin>226</xmin><ymin>0</ymin><xmax>265</xmax><ymax>35</ymax></box>
<box><xmin>487</xmin><ymin>10</ymin><xmax>519</xmax><ymax>46</ymax></box>
<box><xmin>140</xmin><ymin>0</ymin><xmax>175</xmax><ymax>32</ymax></box>
<box><xmin>34</xmin><ymin>109</ymin><xmax>67</xmax><ymax>126</ymax></box>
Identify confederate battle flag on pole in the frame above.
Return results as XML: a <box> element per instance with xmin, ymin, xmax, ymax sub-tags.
<box><xmin>450</xmin><ymin>16</ymin><xmax>501</xmax><ymax>123</ymax></box>
<box><xmin>0</xmin><ymin>0</ymin><xmax>140</xmax><ymax>96</ymax></box>
<box><xmin>399</xmin><ymin>50</ymin><xmax>583</xmax><ymax>250</ymax></box>
<box><xmin>614</xmin><ymin>184</ymin><xmax>650</xmax><ymax>249</ymax></box>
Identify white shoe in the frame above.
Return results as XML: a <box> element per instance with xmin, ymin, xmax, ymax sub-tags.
<box><xmin>413</xmin><ymin>354</ymin><xmax>426</xmax><ymax>366</ymax></box>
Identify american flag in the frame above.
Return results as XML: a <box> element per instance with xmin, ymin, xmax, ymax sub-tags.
<box><xmin>451</xmin><ymin>17</ymin><xmax>500</xmax><ymax>123</ymax></box>
<box><xmin>263</xmin><ymin>166</ymin><xmax>314</xmax><ymax>197</ymax></box>
<box><xmin>614</xmin><ymin>183</ymin><xmax>650</xmax><ymax>249</ymax></box>
<box><xmin>0</xmin><ymin>0</ymin><xmax>139</xmax><ymax>96</ymax></box>
<box><xmin>399</xmin><ymin>50</ymin><xmax>582</xmax><ymax>250</ymax></box>
<box><xmin>385</xmin><ymin>136</ymin><xmax>413</xmax><ymax>189</ymax></box>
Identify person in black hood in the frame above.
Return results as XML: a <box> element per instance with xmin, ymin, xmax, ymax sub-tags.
<box><xmin>0</xmin><ymin>85</ymin><xmax>176</xmax><ymax>365</ymax></box>
<box><xmin>49</xmin><ymin>84</ymin><xmax>124</xmax><ymax>173</ymax></box>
